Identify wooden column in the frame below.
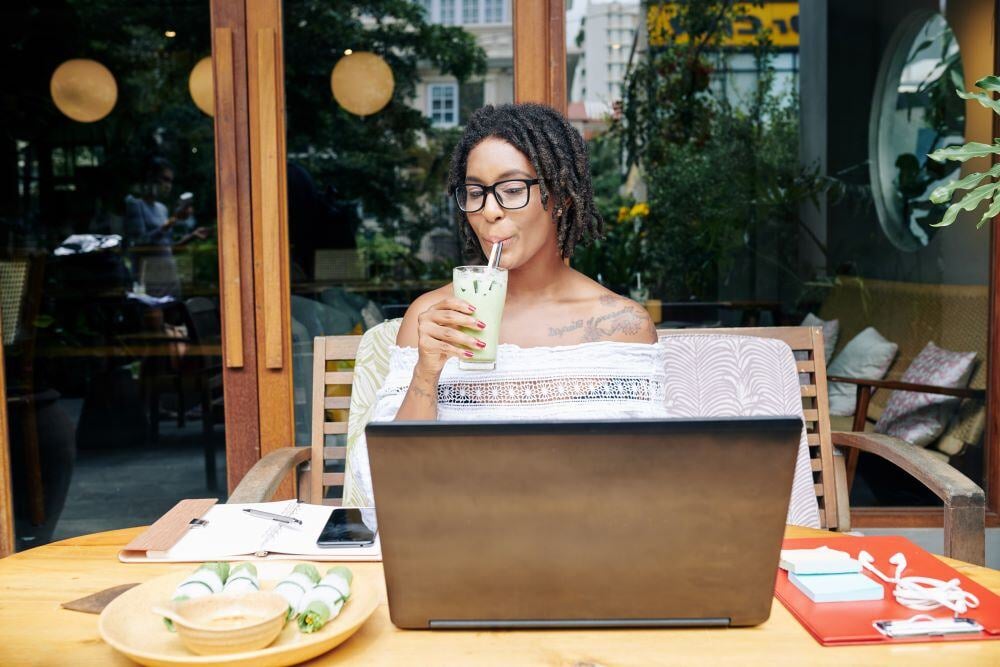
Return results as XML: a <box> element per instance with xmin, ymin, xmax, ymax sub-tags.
<box><xmin>246</xmin><ymin>0</ymin><xmax>296</xmax><ymax>499</ymax></box>
<box><xmin>211</xmin><ymin>0</ymin><xmax>263</xmax><ymax>492</ymax></box>
<box><xmin>987</xmin><ymin>0</ymin><xmax>1000</xmax><ymax>518</ymax></box>
<box><xmin>513</xmin><ymin>0</ymin><xmax>566</xmax><ymax>113</ymax></box>
<box><xmin>0</xmin><ymin>311</ymin><xmax>13</xmax><ymax>556</ymax></box>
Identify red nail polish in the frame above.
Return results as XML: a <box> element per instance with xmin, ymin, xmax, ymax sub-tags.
<box><xmin>476</xmin><ymin>340</ymin><xmax>487</xmax><ymax>349</ymax></box>
<box><xmin>468</xmin><ymin>305</ymin><xmax>476</xmax><ymax>312</ymax></box>
<box><xmin>464</xmin><ymin>351</ymin><xmax>474</xmax><ymax>357</ymax></box>
<box><xmin>477</xmin><ymin>320</ymin><xmax>487</xmax><ymax>329</ymax></box>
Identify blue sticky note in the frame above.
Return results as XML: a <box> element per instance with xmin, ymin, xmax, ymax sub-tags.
<box><xmin>788</xmin><ymin>572</ymin><xmax>885</xmax><ymax>603</ymax></box>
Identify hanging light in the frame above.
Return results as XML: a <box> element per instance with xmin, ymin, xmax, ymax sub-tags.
<box><xmin>188</xmin><ymin>56</ymin><xmax>214</xmax><ymax>117</ymax></box>
<box><xmin>50</xmin><ymin>59</ymin><xmax>118</xmax><ymax>123</ymax></box>
<box><xmin>330</xmin><ymin>51</ymin><xmax>394</xmax><ymax>117</ymax></box>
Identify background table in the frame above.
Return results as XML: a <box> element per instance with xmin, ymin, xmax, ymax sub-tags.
<box><xmin>1</xmin><ymin>526</ymin><xmax>998</xmax><ymax>666</ymax></box>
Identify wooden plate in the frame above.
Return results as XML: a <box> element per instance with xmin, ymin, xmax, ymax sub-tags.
<box><xmin>99</xmin><ymin>562</ymin><xmax>378</xmax><ymax>667</ymax></box>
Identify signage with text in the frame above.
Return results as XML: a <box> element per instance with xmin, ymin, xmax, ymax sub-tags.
<box><xmin>647</xmin><ymin>1</ymin><xmax>800</xmax><ymax>49</ymax></box>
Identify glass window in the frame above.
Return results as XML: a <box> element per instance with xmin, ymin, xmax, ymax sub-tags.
<box><xmin>429</xmin><ymin>83</ymin><xmax>459</xmax><ymax>127</ymax></box>
<box><xmin>1</xmin><ymin>0</ymin><xmax>225</xmax><ymax>549</ymax></box>
<box><xmin>570</xmin><ymin>1</ymin><xmax>990</xmax><ymax>512</ymax></box>
<box><xmin>282</xmin><ymin>1</ymin><xmax>512</xmax><ymax>450</ymax></box>
<box><xmin>463</xmin><ymin>0</ymin><xmax>479</xmax><ymax>24</ymax></box>
<box><xmin>484</xmin><ymin>0</ymin><xmax>505</xmax><ymax>24</ymax></box>
<box><xmin>440</xmin><ymin>0</ymin><xmax>456</xmax><ymax>25</ymax></box>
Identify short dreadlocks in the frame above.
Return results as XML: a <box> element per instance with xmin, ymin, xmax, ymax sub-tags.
<box><xmin>448</xmin><ymin>103</ymin><xmax>604</xmax><ymax>262</ymax></box>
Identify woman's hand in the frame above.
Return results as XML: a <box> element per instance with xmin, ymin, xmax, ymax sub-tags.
<box><xmin>414</xmin><ymin>297</ymin><xmax>486</xmax><ymax>376</ymax></box>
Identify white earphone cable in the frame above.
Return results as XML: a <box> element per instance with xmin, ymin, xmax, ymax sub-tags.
<box><xmin>858</xmin><ymin>550</ymin><xmax>979</xmax><ymax>614</ymax></box>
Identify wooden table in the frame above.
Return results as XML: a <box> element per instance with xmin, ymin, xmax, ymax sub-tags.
<box><xmin>2</xmin><ymin>526</ymin><xmax>998</xmax><ymax>666</ymax></box>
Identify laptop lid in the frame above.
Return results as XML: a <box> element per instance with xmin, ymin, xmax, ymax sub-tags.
<box><xmin>366</xmin><ymin>416</ymin><xmax>802</xmax><ymax>629</ymax></box>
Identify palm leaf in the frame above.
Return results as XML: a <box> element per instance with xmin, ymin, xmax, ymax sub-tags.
<box><xmin>928</xmin><ymin>142</ymin><xmax>1000</xmax><ymax>163</ymax></box>
<box><xmin>932</xmin><ymin>181</ymin><xmax>1000</xmax><ymax>227</ymax></box>
<box><xmin>929</xmin><ymin>163</ymin><xmax>1000</xmax><ymax>203</ymax></box>
<box><xmin>955</xmin><ymin>89</ymin><xmax>1000</xmax><ymax>114</ymax></box>
<box><xmin>976</xmin><ymin>75</ymin><xmax>1000</xmax><ymax>93</ymax></box>
<box><xmin>978</xmin><ymin>196</ymin><xmax>1000</xmax><ymax>229</ymax></box>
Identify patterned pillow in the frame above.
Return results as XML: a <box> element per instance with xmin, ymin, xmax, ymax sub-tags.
<box><xmin>342</xmin><ymin>318</ymin><xmax>402</xmax><ymax>507</ymax></box>
<box><xmin>800</xmin><ymin>312</ymin><xmax>838</xmax><ymax>362</ymax></box>
<box><xmin>826</xmin><ymin>327</ymin><xmax>898</xmax><ymax>416</ymax></box>
<box><xmin>874</xmin><ymin>341</ymin><xmax>976</xmax><ymax>448</ymax></box>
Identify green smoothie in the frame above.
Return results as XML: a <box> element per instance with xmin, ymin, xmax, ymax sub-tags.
<box><xmin>453</xmin><ymin>266</ymin><xmax>508</xmax><ymax>370</ymax></box>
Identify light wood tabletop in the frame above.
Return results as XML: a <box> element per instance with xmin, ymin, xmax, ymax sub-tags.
<box><xmin>1</xmin><ymin>525</ymin><xmax>998</xmax><ymax>666</ymax></box>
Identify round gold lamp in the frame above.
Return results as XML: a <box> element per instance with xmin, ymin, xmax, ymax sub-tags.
<box><xmin>330</xmin><ymin>51</ymin><xmax>394</xmax><ymax>117</ymax></box>
<box><xmin>189</xmin><ymin>56</ymin><xmax>214</xmax><ymax>116</ymax></box>
<box><xmin>50</xmin><ymin>59</ymin><xmax>118</xmax><ymax>123</ymax></box>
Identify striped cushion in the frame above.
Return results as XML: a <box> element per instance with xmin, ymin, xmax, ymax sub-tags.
<box><xmin>342</xmin><ymin>318</ymin><xmax>402</xmax><ymax>507</ymax></box>
<box><xmin>659</xmin><ymin>333</ymin><xmax>822</xmax><ymax>528</ymax></box>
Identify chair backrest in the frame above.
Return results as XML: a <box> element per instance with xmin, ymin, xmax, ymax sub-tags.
<box><xmin>308</xmin><ymin>319</ymin><xmax>401</xmax><ymax>506</ymax></box>
<box><xmin>0</xmin><ymin>259</ymin><xmax>31</xmax><ymax>347</ymax></box>
<box><xmin>311</xmin><ymin>322</ymin><xmax>842</xmax><ymax>529</ymax></box>
<box><xmin>657</xmin><ymin>326</ymin><xmax>843</xmax><ymax>530</ymax></box>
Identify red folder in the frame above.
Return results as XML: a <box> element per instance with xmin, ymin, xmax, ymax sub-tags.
<box><xmin>775</xmin><ymin>536</ymin><xmax>1000</xmax><ymax>646</ymax></box>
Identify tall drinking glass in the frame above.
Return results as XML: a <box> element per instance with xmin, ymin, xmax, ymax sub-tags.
<box><xmin>453</xmin><ymin>266</ymin><xmax>508</xmax><ymax>370</ymax></box>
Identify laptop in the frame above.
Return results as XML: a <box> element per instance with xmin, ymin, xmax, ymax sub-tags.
<box><xmin>365</xmin><ymin>416</ymin><xmax>802</xmax><ymax>629</ymax></box>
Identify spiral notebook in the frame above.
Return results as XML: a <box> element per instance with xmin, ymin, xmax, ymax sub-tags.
<box><xmin>119</xmin><ymin>499</ymin><xmax>381</xmax><ymax>563</ymax></box>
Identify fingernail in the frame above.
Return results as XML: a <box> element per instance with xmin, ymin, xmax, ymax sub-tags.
<box><xmin>475</xmin><ymin>340</ymin><xmax>487</xmax><ymax>349</ymax></box>
<box><xmin>468</xmin><ymin>305</ymin><xmax>476</xmax><ymax>312</ymax></box>
<box><xmin>477</xmin><ymin>320</ymin><xmax>487</xmax><ymax>329</ymax></box>
<box><xmin>464</xmin><ymin>351</ymin><xmax>474</xmax><ymax>357</ymax></box>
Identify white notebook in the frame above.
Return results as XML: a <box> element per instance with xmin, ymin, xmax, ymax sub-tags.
<box><xmin>119</xmin><ymin>500</ymin><xmax>381</xmax><ymax>563</ymax></box>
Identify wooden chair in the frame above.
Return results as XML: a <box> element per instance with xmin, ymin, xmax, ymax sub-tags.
<box><xmin>230</xmin><ymin>335</ymin><xmax>359</xmax><ymax>506</ymax></box>
<box><xmin>1</xmin><ymin>257</ymin><xmax>46</xmax><ymax>526</ymax></box>
<box><xmin>230</xmin><ymin>325</ymin><xmax>986</xmax><ymax>565</ymax></box>
<box><xmin>664</xmin><ymin>326</ymin><xmax>985</xmax><ymax>565</ymax></box>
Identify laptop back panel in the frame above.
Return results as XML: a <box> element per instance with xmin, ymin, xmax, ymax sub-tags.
<box><xmin>366</xmin><ymin>417</ymin><xmax>802</xmax><ymax>629</ymax></box>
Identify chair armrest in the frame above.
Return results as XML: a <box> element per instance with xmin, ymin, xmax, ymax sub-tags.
<box><xmin>831</xmin><ymin>431</ymin><xmax>985</xmax><ymax>565</ymax></box>
<box><xmin>827</xmin><ymin>376</ymin><xmax>985</xmax><ymax>400</ymax></box>
<box><xmin>227</xmin><ymin>447</ymin><xmax>311</xmax><ymax>504</ymax></box>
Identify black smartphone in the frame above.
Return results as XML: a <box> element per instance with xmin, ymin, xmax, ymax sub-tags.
<box><xmin>316</xmin><ymin>507</ymin><xmax>376</xmax><ymax>547</ymax></box>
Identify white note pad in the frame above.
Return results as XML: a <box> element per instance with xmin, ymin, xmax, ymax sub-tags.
<box><xmin>788</xmin><ymin>572</ymin><xmax>885</xmax><ymax>603</ymax></box>
<box><xmin>779</xmin><ymin>546</ymin><xmax>861</xmax><ymax>575</ymax></box>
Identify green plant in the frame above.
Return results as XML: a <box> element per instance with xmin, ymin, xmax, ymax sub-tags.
<box><xmin>601</xmin><ymin>1</ymin><xmax>833</xmax><ymax>300</ymax></box>
<box><xmin>927</xmin><ymin>75</ymin><xmax>1000</xmax><ymax>228</ymax></box>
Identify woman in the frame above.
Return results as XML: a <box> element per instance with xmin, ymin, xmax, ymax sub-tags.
<box><xmin>393</xmin><ymin>102</ymin><xmax>659</xmax><ymax>421</ymax></box>
<box><xmin>347</xmin><ymin>104</ymin><xmax>818</xmax><ymax>530</ymax></box>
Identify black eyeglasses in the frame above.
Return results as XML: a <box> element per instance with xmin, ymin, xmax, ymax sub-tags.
<box><xmin>453</xmin><ymin>178</ymin><xmax>540</xmax><ymax>213</ymax></box>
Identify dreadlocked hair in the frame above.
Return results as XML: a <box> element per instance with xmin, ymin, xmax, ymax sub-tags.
<box><xmin>448</xmin><ymin>103</ymin><xmax>604</xmax><ymax>262</ymax></box>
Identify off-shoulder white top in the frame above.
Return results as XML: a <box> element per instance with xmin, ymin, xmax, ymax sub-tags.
<box><xmin>346</xmin><ymin>340</ymin><xmax>820</xmax><ymax>529</ymax></box>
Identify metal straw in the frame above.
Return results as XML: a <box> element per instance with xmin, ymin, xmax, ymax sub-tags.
<box><xmin>487</xmin><ymin>240</ymin><xmax>503</xmax><ymax>269</ymax></box>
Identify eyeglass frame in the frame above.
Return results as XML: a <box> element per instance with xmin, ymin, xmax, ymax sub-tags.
<box><xmin>453</xmin><ymin>178</ymin><xmax>541</xmax><ymax>213</ymax></box>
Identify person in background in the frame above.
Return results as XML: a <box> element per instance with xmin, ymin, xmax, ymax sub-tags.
<box><xmin>123</xmin><ymin>157</ymin><xmax>208</xmax><ymax>297</ymax></box>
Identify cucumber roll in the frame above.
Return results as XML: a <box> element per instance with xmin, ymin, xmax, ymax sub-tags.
<box><xmin>297</xmin><ymin>566</ymin><xmax>353</xmax><ymax>633</ymax></box>
<box><xmin>164</xmin><ymin>562</ymin><xmax>230</xmax><ymax>630</ymax></box>
<box><xmin>274</xmin><ymin>563</ymin><xmax>321</xmax><ymax>620</ymax></box>
<box><xmin>222</xmin><ymin>562</ymin><xmax>259</xmax><ymax>595</ymax></box>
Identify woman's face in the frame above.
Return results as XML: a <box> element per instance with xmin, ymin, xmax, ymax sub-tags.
<box><xmin>462</xmin><ymin>138</ymin><xmax>559</xmax><ymax>270</ymax></box>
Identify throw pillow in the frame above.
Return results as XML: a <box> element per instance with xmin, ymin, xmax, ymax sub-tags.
<box><xmin>874</xmin><ymin>341</ymin><xmax>977</xmax><ymax>448</ymax></box>
<box><xmin>801</xmin><ymin>312</ymin><xmax>839</xmax><ymax>361</ymax></box>
<box><xmin>826</xmin><ymin>327</ymin><xmax>898</xmax><ymax>416</ymax></box>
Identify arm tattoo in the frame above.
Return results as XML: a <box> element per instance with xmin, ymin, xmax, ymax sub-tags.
<box><xmin>409</xmin><ymin>381</ymin><xmax>437</xmax><ymax>403</ymax></box>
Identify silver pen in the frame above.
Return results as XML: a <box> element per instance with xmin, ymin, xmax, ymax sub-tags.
<box><xmin>242</xmin><ymin>508</ymin><xmax>303</xmax><ymax>525</ymax></box>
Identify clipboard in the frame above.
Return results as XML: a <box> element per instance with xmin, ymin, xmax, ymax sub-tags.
<box><xmin>774</xmin><ymin>535</ymin><xmax>1000</xmax><ymax>646</ymax></box>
